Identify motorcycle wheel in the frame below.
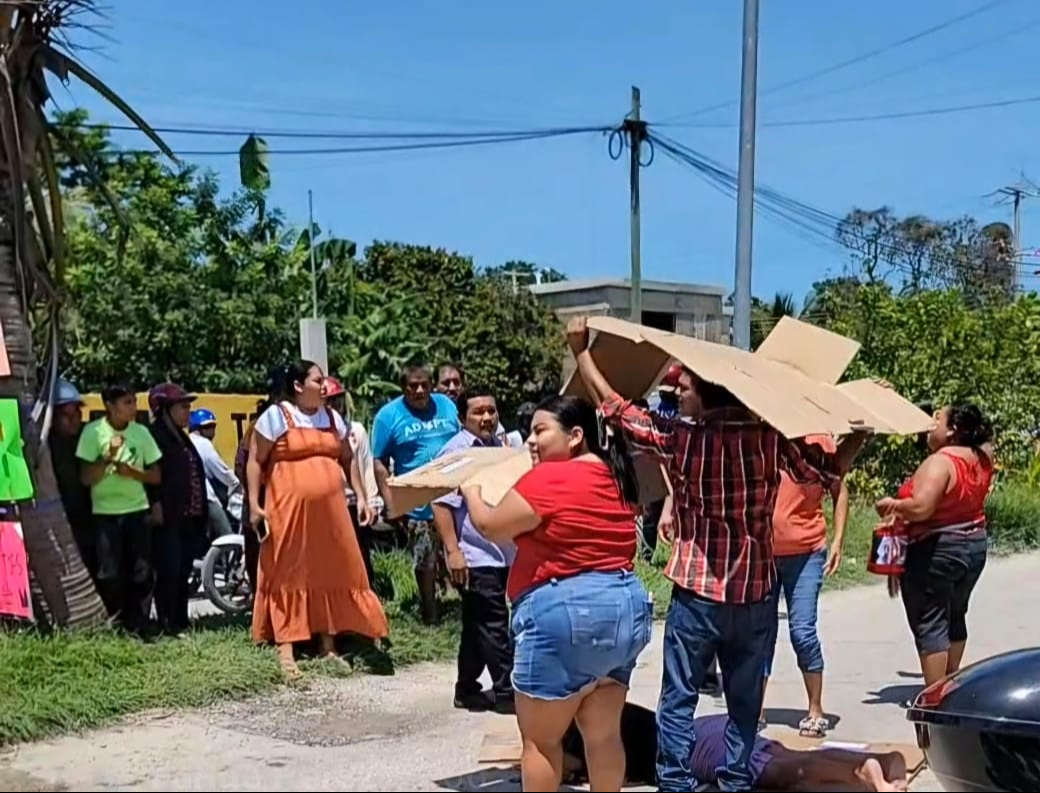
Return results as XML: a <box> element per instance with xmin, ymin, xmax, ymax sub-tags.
<box><xmin>201</xmin><ymin>544</ymin><xmax>252</xmax><ymax>615</ymax></box>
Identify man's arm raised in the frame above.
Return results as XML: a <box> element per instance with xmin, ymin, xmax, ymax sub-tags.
<box><xmin>567</xmin><ymin>316</ymin><xmax>676</xmax><ymax>458</ymax></box>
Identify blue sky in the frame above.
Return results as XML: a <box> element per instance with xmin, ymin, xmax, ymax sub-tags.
<box><xmin>66</xmin><ymin>0</ymin><xmax>1040</xmax><ymax>302</ymax></box>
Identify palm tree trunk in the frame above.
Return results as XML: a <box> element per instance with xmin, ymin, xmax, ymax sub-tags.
<box><xmin>0</xmin><ymin>229</ymin><xmax>106</xmax><ymax>629</ymax></box>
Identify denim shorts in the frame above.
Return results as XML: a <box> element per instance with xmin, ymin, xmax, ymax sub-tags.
<box><xmin>511</xmin><ymin>570</ymin><xmax>653</xmax><ymax>701</ymax></box>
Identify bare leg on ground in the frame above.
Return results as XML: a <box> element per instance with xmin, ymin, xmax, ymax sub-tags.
<box><xmin>760</xmin><ymin>747</ymin><xmax>908</xmax><ymax>792</ymax></box>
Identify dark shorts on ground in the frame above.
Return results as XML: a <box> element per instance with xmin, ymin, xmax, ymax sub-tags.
<box><xmin>901</xmin><ymin>531</ymin><xmax>988</xmax><ymax>655</ymax></box>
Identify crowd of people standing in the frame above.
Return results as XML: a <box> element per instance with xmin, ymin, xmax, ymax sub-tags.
<box><xmin>44</xmin><ymin>319</ymin><xmax>996</xmax><ymax>791</ymax></box>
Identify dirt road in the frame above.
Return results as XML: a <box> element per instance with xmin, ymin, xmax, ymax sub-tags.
<box><xmin>3</xmin><ymin>554</ymin><xmax>1036</xmax><ymax>791</ymax></box>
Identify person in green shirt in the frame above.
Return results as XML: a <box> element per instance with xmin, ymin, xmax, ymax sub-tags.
<box><xmin>76</xmin><ymin>384</ymin><xmax>162</xmax><ymax>635</ymax></box>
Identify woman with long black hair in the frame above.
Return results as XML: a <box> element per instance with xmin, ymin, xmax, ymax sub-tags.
<box><xmin>247</xmin><ymin>360</ymin><xmax>388</xmax><ymax>677</ymax></box>
<box><xmin>461</xmin><ymin>395</ymin><xmax>652</xmax><ymax>793</ymax></box>
<box><xmin>877</xmin><ymin>403</ymin><xmax>994</xmax><ymax>688</ymax></box>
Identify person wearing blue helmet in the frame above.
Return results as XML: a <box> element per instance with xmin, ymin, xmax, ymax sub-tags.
<box><xmin>47</xmin><ymin>378</ymin><xmax>97</xmax><ymax>580</ymax></box>
<box><xmin>188</xmin><ymin>408</ymin><xmax>240</xmax><ymax>539</ymax></box>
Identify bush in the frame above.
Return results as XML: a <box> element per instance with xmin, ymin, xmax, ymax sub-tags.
<box><xmin>986</xmin><ymin>481</ymin><xmax>1040</xmax><ymax>550</ymax></box>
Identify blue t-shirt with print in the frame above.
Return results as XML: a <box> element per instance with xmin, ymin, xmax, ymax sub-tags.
<box><xmin>371</xmin><ymin>393</ymin><xmax>460</xmax><ymax>520</ymax></box>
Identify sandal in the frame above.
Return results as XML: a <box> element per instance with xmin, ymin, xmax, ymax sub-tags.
<box><xmin>798</xmin><ymin>716</ymin><xmax>830</xmax><ymax>738</ymax></box>
<box><xmin>279</xmin><ymin>656</ymin><xmax>303</xmax><ymax>681</ymax></box>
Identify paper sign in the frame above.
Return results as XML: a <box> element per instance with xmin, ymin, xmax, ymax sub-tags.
<box><xmin>0</xmin><ymin>399</ymin><xmax>34</xmax><ymax>501</ymax></box>
<box><xmin>0</xmin><ymin>521</ymin><xmax>32</xmax><ymax>620</ymax></box>
<box><xmin>0</xmin><ymin>321</ymin><xmax>10</xmax><ymax>377</ymax></box>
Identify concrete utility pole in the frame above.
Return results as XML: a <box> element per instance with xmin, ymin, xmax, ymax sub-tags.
<box><xmin>732</xmin><ymin>0</ymin><xmax>760</xmax><ymax>350</ymax></box>
<box><xmin>300</xmin><ymin>189</ymin><xmax>328</xmax><ymax>373</ymax></box>
<box><xmin>626</xmin><ymin>86</ymin><xmax>647</xmax><ymax>323</ymax></box>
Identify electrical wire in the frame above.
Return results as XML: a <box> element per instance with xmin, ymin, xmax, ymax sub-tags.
<box><xmin>69</xmin><ymin>121</ymin><xmax>604</xmax><ymax>141</ymax></box>
<box><xmin>666</xmin><ymin>93</ymin><xmax>1040</xmax><ymax>129</ymax></box>
<box><xmin>649</xmin><ymin>131</ymin><xmax>1029</xmax><ymax>284</ymax></box>
<box><xmin>100</xmin><ymin>126</ymin><xmax>610</xmax><ymax>157</ymax></box>
<box><xmin>764</xmin><ymin>17</ymin><xmax>1040</xmax><ymax>114</ymax></box>
<box><xmin>665</xmin><ymin>0</ymin><xmax>1017</xmax><ymax>123</ymax></box>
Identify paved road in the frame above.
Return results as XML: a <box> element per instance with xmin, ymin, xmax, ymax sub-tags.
<box><xmin>3</xmin><ymin>554</ymin><xmax>1036</xmax><ymax>792</ymax></box>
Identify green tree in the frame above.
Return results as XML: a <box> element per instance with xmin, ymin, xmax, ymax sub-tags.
<box><xmin>484</xmin><ymin>260</ymin><xmax>567</xmax><ymax>288</ymax></box>
<box><xmin>0</xmin><ymin>2</ymin><xmax>180</xmax><ymax>628</ymax></box>
<box><xmin>836</xmin><ymin>207</ymin><xmax>1015</xmax><ymax>301</ymax></box>
<box><xmin>816</xmin><ymin>283</ymin><xmax>1040</xmax><ymax>493</ymax></box>
<box><xmin>55</xmin><ymin>114</ymin><xmax>310</xmax><ymax>393</ymax></box>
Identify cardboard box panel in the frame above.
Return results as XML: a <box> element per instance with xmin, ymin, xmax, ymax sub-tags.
<box><xmin>386</xmin><ymin>447</ymin><xmax>531</xmax><ymax>519</ymax></box>
<box><xmin>580</xmin><ymin>316</ymin><xmax>932</xmax><ymax>440</ymax></box>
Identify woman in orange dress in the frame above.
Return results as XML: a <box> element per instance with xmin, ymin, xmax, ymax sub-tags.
<box><xmin>246</xmin><ymin>360</ymin><xmax>389</xmax><ymax>676</ymax></box>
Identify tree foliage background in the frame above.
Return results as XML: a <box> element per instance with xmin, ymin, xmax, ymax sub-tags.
<box><xmin>754</xmin><ymin>206</ymin><xmax>1039</xmax><ymax>493</ymax></box>
<box><xmin>54</xmin><ymin>111</ymin><xmax>564</xmax><ymax>423</ymax></box>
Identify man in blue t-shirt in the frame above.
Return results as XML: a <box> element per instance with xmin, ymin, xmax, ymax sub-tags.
<box><xmin>373</xmin><ymin>364</ymin><xmax>460</xmax><ymax>624</ymax></box>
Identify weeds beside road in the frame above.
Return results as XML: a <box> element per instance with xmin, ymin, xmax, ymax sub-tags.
<box><xmin>2</xmin><ymin>484</ymin><xmax>1038</xmax><ymax>746</ymax></box>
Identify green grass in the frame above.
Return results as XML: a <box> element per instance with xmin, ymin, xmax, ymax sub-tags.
<box><xmin>5</xmin><ymin>481</ymin><xmax>1038</xmax><ymax>746</ymax></box>
<box><xmin>0</xmin><ymin>623</ymin><xmax>281</xmax><ymax>745</ymax></box>
<box><xmin>0</xmin><ymin>550</ymin><xmax>464</xmax><ymax>746</ymax></box>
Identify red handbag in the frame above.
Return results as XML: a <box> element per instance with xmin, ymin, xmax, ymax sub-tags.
<box><xmin>867</xmin><ymin>518</ymin><xmax>908</xmax><ymax>576</ymax></box>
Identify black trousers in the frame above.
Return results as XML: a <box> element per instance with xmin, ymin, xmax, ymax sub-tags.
<box><xmin>348</xmin><ymin>504</ymin><xmax>376</xmax><ymax>588</ymax></box>
<box><xmin>153</xmin><ymin>515</ymin><xmax>206</xmax><ymax>634</ymax></box>
<box><xmin>457</xmin><ymin>566</ymin><xmax>514</xmax><ymax>700</ymax></box>
<box><xmin>641</xmin><ymin>498</ymin><xmax>664</xmax><ymax>560</ymax></box>
<box><xmin>94</xmin><ymin>511</ymin><xmax>153</xmax><ymax>633</ymax></box>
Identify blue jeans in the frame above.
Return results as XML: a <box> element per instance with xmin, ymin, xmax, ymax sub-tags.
<box><xmin>511</xmin><ymin>570</ymin><xmax>652</xmax><ymax>700</ymax></box>
<box><xmin>656</xmin><ymin>586</ymin><xmax>772</xmax><ymax>792</ymax></box>
<box><xmin>764</xmin><ymin>548</ymin><xmax>826</xmax><ymax>676</ymax></box>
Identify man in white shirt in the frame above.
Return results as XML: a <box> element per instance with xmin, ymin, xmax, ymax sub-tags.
<box><xmin>189</xmin><ymin>408</ymin><xmax>242</xmax><ymax>537</ymax></box>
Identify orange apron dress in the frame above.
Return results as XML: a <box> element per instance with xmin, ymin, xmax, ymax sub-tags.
<box><xmin>252</xmin><ymin>405</ymin><xmax>389</xmax><ymax>644</ymax></box>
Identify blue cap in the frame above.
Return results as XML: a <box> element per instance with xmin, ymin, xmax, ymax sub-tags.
<box><xmin>189</xmin><ymin>408</ymin><xmax>217</xmax><ymax>431</ymax></box>
<box><xmin>54</xmin><ymin>379</ymin><xmax>83</xmax><ymax>407</ymax></box>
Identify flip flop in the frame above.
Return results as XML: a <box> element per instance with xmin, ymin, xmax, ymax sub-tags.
<box><xmin>798</xmin><ymin>716</ymin><xmax>830</xmax><ymax>738</ymax></box>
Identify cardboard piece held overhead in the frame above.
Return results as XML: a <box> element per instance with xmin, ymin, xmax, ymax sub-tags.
<box><xmin>386</xmin><ymin>447</ymin><xmax>532</xmax><ymax>519</ymax></box>
<box><xmin>576</xmin><ymin>316</ymin><xmax>932</xmax><ymax>439</ymax></box>
<box><xmin>563</xmin><ymin>316</ymin><xmax>671</xmax><ymax>402</ymax></box>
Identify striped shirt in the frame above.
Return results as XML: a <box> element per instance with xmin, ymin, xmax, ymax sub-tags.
<box><xmin>602</xmin><ymin>394</ymin><xmax>838</xmax><ymax>604</ymax></box>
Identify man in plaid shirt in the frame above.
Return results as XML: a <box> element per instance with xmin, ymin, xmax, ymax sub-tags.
<box><xmin>567</xmin><ymin>318</ymin><xmax>868</xmax><ymax>792</ymax></box>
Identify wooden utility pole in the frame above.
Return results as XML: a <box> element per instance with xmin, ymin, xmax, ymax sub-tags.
<box><xmin>994</xmin><ymin>181</ymin><xmax>1040</xmax><ymax>290</ymax></box>
<box><xmin>625</xmin><ymin>86</ymin><xmax>647</xmax><ymax>323</ymax></box>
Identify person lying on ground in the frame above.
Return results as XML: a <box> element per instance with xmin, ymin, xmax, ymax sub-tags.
<box><xmin>561</xmin><ymin>704</ymin><xmax>909</xmax><ymax>792</ymax></box>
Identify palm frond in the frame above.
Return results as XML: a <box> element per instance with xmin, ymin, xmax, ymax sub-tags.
<box><xmin>42</xmin><ymin>44</ymin><xmax>176</xmax><ymax>161</ymax></box>
<box><xmin>48</xmin><ymin>123</ymin><xmax>127</xmax><ymax>228</ymax></box>
<box><xmin>35</xmin><ymin>117</ymin><xmax>64</xmax><ymax>283</ymax></box>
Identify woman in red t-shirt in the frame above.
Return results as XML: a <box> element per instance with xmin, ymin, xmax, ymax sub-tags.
<box><xmin>462</xmin><ymin>395</ymin><xmax>652</xmax><ymax>793</ymax></box>
<box><xmin>876</xmin><ymin>404</ymin><xmax>994</xmax><ymax>688</ymax></box>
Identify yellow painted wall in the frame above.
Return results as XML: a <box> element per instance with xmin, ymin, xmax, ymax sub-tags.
<box><xmin>80</xmin><ymin>393</ymin><xmax>264</xmax><ymax>465</ymax></box>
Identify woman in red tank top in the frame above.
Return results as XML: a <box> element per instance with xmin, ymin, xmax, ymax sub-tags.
<box><xmin>875</xmin><ymin>404</ymin><xmax>994</xmax><ymax>688</ymax></box>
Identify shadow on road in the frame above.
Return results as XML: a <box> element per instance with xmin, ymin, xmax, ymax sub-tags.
<box><xmin>762</xmin><ymin>707</ymin><xmax>842</xmax><ymax>730</ymax></box>
<box><xmin>863</xmin><ymin>684</ymin><xmax>921</xmax><ymax>706</ymax></box>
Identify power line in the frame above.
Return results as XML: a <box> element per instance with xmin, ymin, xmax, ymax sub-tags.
<box><xmin>666</xmin><ymin>93</ymin><xmax>1040</xmax><ymax>129</ymax></box>
<box><xmin>763</xmin><ymin>17</ymin><xmax>1040</xmax><ymax>114</ymax></box>
<box><xmin>650</xmin><ymin>131</ymin><xmax>1031</xmax><ymax>283</ymax></box>
<box><xmin>666</xmin><ymin>0</ymin><xmax>1016</xmax><ymax>123</ymax></box>
<box><xmin>71</xmin><ymin>121</ymin><xmax>603</xmax><ymax>141</ymax></box>
<box><xmin>94</xmin><ymin>126</ymin><xmax>610</xmax><ymax>158</ymax></box>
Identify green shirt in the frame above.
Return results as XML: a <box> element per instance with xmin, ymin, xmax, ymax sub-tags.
<box><xmin>76</xmin><ymin>418</ymin><xmax>162</xmax><ymax>515</ymax></box>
